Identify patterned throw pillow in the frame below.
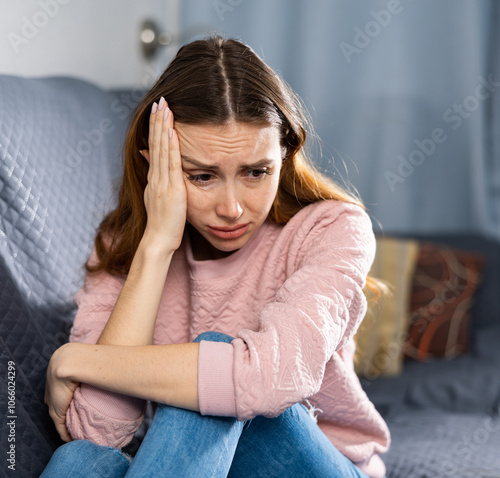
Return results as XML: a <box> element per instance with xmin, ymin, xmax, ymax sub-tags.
<box><xmin>354</xmin><ymin>236</ymin><xmax>419</xmax><ymax>378</ymax></box>
<box><xmin>403</xmin><ymin>242</ymin><xmax>486</xmax><ymax>361</ymax></box>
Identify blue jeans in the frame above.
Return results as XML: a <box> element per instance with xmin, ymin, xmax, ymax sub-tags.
<box><xmin>41</xmin><ymin>332</ymin><xmax>370</xmax><ymax>478</ymax></box>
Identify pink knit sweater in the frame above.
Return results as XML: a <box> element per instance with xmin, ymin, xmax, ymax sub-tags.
<box><xmin>66</xmin><ymin>199</ymin><xmax>390</xmax><ymax>478</ymax></box>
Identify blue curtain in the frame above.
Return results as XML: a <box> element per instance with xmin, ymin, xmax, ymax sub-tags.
<box><xmin>180</xmin><ymin>0</ymin><xmax>500</xmax><ymax>241</ymax></box>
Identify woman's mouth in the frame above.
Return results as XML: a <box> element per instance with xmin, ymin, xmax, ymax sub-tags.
<box><xmin>208</xmin><ymin>223</ymin><xmax>250</xmax><ymax>239</ymax></box>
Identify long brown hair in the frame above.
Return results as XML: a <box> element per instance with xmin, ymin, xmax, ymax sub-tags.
<box><xmin>89</xmin><ymin>35</ymin><xmax>387</xmax><ymax>300</ymax></box>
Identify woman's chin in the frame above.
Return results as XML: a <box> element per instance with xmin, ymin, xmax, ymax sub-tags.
<box><xmin>205</xmin><ymin>236</ymin><xmax>245</xmax><ymax>256</ymax></box>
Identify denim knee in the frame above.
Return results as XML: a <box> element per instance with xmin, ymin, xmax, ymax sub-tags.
<box><xmin>193</xmin><ymin>331</ymin><xmax>234</xmax><ymax>344</ymax></box>
<box><xmin>54</xmin><ymin>440</ymin><xmax>131</xmax><ymax>462</ymax></box>
<box><xmin>41</xmin><ymin>439</ymin><xmax>131</xmax><ymax>477</ymax></box>
<box><xmin>53</xmin><ymin>439</ymin><xmax>102</xmax><ymax>457</ymax></box>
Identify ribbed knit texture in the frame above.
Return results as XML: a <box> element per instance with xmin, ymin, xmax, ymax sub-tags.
<box><xmin>65</xmin><ymin>199</ymin><xmax>391</xmax><ymax>478</ymax></box>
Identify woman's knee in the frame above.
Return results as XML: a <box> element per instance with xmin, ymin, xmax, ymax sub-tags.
<box><xmin>193</xmin><ymin>331</ymin><xmax>234</xmax><ymax>344</ymax></box>
<box><xmin>52</xmin><ymin>439</ymin><xmax>101</xmax><ymax>459</ymax></box>
<box><xmin>41</xmin><ymin>440</ymin><xmax>130</xmax><ymax>477</ymax></box>
<box><xmin>52</xmin><ymin>440</ymin><xmax>130</xmax><ymax>462</ymax></box>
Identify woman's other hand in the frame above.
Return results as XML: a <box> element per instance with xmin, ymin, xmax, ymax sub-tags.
<box><xmin>44</xmin><ymin>344</ymin><xmax>80</xmax><ymax>442</ymax></box>
<box><xmin>140</xmin><ymin>97</ymin><xmax>187</xmax><ymax>254</ymax></box>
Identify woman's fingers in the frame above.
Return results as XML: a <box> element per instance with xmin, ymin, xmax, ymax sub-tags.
<box><xmin>148</xmin><ymin>96</ymin><xmax>173</xmax><ymax>181</ymax></box>
<box><xmin>51</xmin><ymin>409</ymin><xmax>71</xmax><ymax>442</ymax></box>
<box><xmin>46</xmin><ymin>387</ymin><xmax>72</xmax><ymax>442</ymax></box>
<box><xmin>168</xmin><ymin>128</ymin><xmax>183</xmax><ymax>184</ymax></box>
<box><xmin>56</xmin><ymin>421</ymin><xmax>72</xmax><ymax>442</ymax></box>
<box><xmin>151</xmin><ymin>99</ymin><xmax>164</xmax><ymax>178</ymax></box>
<box><xmin>147</xmin><ymin>102</ymin><xmax>158</xmax><ymax>179</ymax></box>
<box><xmin>159</xmin><ymin>104</ymin><xmax>171</xmax><ymax>179</ymax></box>
<box><xmin>142</xmin><ymin>97</ymin><xmax>186</xmax><ymax>251</ymax></box>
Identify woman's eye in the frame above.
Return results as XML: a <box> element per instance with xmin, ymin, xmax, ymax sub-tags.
<box><xmin>188</xmin><ymin>173</ymin><xmax>214</xmax><ymax>184</ymax></box>
<box><xmin>246</xmin><ymin>169</ymin><xmax>270</xmax><ymax>180</ymax></box>
<box><xmin>187</xmin><ymin>169</ymin><xmax>271</xmax><ymax>185</ymax></box>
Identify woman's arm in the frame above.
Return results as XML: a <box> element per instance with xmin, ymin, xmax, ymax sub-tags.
<box><xmin>96</xmin><ymin>97</ymin><xmax>186</xmax><ymax>347</ymax></box>
<box><xmin>46</xmin><ymin>98</ymin><xmax>188</xmax><ymax>444</ymax></box>
<box><xmin>95</xmin><ymin>244</ymin><xmax>173</xmax><ymax>346</ymax></box>
<box><xmin>58</xmin><ymin>342</ymin><xmax>199</xmax><ymax>408</ymax></box>
<box><xmin>46</xmin><ymin>341</ymin><xmax>200</xmax><ymax>442</ymax></box>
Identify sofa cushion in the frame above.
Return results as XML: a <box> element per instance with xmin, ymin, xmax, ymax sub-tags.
<box><xmin>354</xmin><ymin>235</ymin><xmax>419</xmax><ymax>378</ymax></box>
<box><xmin>374</xmin><ymin>233</ymin><xmax>500</xmax><ymax>356</ymax></box>
<box><xmin>0</xmin><ymin>75</ymin><xmax>130</xmax><ymax>312</ymax></box>
<box><xmin>404</xmin><ymin>241</ymin><xmax>485</xmax><ymax>360</ymax></box>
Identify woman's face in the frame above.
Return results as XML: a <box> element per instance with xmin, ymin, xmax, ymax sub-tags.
<box><xmin>175</xmin><ymin>121</ymin><xmax>283</xmax><ymax>259</ymax></box>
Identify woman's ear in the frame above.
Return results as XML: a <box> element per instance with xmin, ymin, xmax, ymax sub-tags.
<box><xmin>139</xmin><ymin>150</ymin><xmax>150</xmax><ymax>163</ymax></box>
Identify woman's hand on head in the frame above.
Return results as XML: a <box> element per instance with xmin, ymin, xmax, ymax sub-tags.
<box><xmin>44</xmin><ymin>343</ymin><xmax>80</xmax><ymax>443</ymax></box>
<box><xmin>140</xmin><ymin>97</ymin><xmax>187</xmax><ymax>254</ymax></box>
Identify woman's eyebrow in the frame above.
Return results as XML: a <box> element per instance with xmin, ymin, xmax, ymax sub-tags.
<box><xmin>181</xmin><ymin>156</ymin><xmax>274</xmax><ymax>170</ymax></box>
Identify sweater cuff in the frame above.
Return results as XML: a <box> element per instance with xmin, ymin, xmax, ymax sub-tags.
<box><xmin>198</xmin><ymin>341</ymin><xmax>237</xmax><ymax>417</ymax></box>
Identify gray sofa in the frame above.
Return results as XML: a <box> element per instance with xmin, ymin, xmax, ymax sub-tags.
<box><xmin>361</xmin><ymin>233</ymin><xmax>500</xmax><ymax>477</ymax></box>
<box><xmin>1</xmin><ymin>74</ymin><xmax>499</xmax><ymax>477</ymax></box>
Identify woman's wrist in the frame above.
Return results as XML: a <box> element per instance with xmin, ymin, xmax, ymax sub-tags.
<box><xmin>132</xmin><ymin>237</ymin><xmax>175</xmax><ymax>280</ymax></box>
<box><xmin>138</xmin><ymin>230</ymin><xmax>179</xmax><ymax>261</ymax></box>
<box><xmin>51</xmin><ymin>343</ymin><xmax>80</xmax><ymax>382</ymax></box>
<box><xmin>55</xmin><ymin>342</ymin><xmax>102</xmax><ymax>384</ymax></box>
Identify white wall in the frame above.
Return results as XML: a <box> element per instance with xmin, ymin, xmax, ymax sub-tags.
<box><xmin>0</xmin><ymin>0</ymin><xmax>181</xmax><ymax>88</ymax></box>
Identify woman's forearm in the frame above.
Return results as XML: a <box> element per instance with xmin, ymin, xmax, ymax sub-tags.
<box><xmin>97</xmin><ymin>239</ymin><xmax>174</xmax><ymax>346</ymax></box>
<box><xmin>59</xmin><ymin>342</ymin><xmax>200</xmax><ymax>411</ymax></box>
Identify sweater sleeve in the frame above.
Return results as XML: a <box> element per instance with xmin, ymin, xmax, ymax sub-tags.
<box><xmin>65</xmin><ymin>249</ymin><xmax>147</xmax><ymax>448</ymax></box>
<box><xmin>198</xmin><ymin>201</ymin><xmax>376</xmax><ymax>420</ymax></box>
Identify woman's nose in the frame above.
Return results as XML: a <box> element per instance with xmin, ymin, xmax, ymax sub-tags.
<box><xmin>216</xmin><ymin>186</ymin><xmax>243</xmax><ymax>220</ymax></box>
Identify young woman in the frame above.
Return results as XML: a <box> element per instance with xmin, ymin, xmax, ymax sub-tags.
<box><xmin>42</xmin><ymin>35</ymin><xmax>390</xmax><ymax>478</ymax></box>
